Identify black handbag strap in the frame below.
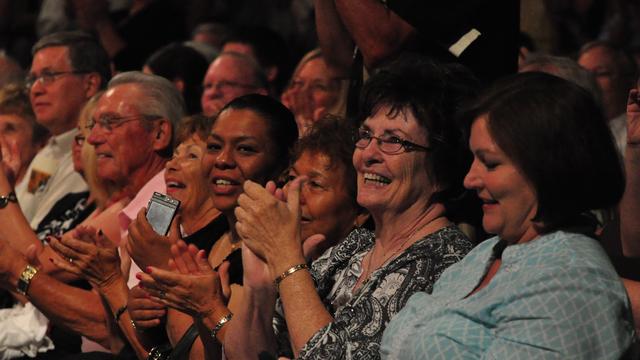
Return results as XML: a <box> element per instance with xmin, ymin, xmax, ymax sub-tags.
<box><xmin>168</xmin><ymin>323</ymin><xmax>199</xmax><ymax>359</ymax></box>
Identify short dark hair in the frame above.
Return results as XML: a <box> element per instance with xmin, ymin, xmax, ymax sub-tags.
<box><xmin>292</xmin><ymin>115</ymin><xmax>358</xmax><ymax>205</ymax></box>
<box><xmin>461</xmin><ymin>72</ymin><xmax>624</xmax><ymax>232</ymax></box>
<box><xmin>32</xmin><ymin>31</ymin><xmax>111</xmax><ymax>89</ymax></box>
<box><xmin>358</xmin><ymin>53</ymin><xmax>479</xmax><ymax>205</ymax></box>
<box><xmin>145</xmin><ymin>43</ymin><xmax>209</xmax><ymax>115</ymax></box>
<box><xmin>218</xmin><ymin>94</ymin><xmax>297</xmax><ymax>178</ymax></box>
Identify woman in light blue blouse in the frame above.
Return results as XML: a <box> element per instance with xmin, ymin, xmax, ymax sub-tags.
<box><xmin>381</xmin><ymin>72</ymin><xmax>636</xmax><ymax>359</ymax></box>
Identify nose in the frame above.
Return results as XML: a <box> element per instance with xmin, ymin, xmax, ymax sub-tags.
<box><xmin>463</xmin><ymin>158</ymin><xmax>482</xmax><ymax>190</ymax></box>
<box><xmin>86</xmin><ymin>125</ymin><xmax>106</xmax><ymax>146</ymax></box>
<box><xmin>358</xmin><ymin>138</ymin><xmax>383</xmax><ymax>167</ymax></box>
<box><xmin>214</xmin><ymin>147</ymin><xmax>236</xmax><ymax>169</ymax></box>
<box><xmin>165</xmin><ymin>155</ymin><xmax>180</xmax><ymax>172</ymax></box>
<box><xmin>29</xmin><ymin>79</ymin><xmax>45</xmax><ymax>97</ymax></box>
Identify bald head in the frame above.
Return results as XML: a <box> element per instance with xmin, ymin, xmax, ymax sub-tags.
<box><xmin>200</xmin><ymin>52</ymin><xmax>268</xmax><ymax>116</ymax></box>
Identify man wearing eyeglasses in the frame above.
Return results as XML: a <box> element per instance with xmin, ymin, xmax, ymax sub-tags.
<box><xmin>201</xmin><ymin>51</ymin><xmax>269</xmax><ymax>117</ymax></box>
<box><xmin>20</xmin><ymin>31</ymin><xmax>110</xmax><ymax>230</ymax></box>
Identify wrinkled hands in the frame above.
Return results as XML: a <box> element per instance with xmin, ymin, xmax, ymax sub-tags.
<box><xmin>137</xmin><ymin>241</ymin><xmax>229</xmax><ymax>319</ymax></box>
<box><xmin>128</xmin><ymin>285</ymin><xmax>166</xmax><ymax>330</ymax></box>
<box><xmin>235</xmin><ymin>178</ymin><xmax>307</xmax><ymax>278</ymax></box>
<box><xmin>0</xmin><ymin>136</ymin><xmax>21</xmax><ymax>187</ymax></box>
<box><xmin>48</xmin><ymin>225</ymin><xmax>122</xmax><ymax>290</ymax></box>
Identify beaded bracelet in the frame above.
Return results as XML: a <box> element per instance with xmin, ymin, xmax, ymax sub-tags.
<box><xmin>210</xmin><ymin>312</ymin><xmax>233</xmax><ymax>340</ymax></box>
<box><xmin>273</xmin><ymin>263</ymin><xmax>309</xmax><ymax>290</ymax></box>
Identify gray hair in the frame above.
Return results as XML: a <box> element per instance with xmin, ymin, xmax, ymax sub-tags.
<box><xmin>32</xmin><ymin>31</ymin><xmax>111</xmax><ymax>89</ymax></box>
<box><xmin>108</xmin><ymin>71</ymin><xmax>186</xmax><ymax>130</ymax></box>
<box><xmin>521</xmin><ymin>53</ymin><xmax>603</xmax><ymax>106</ymax></box>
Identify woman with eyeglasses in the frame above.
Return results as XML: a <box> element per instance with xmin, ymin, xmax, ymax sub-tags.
<box><xmin>380</xmin><ymin>72</ymin><xmax>634</xmax><ymax>359</ymax></box>
<box><xmin>222</xmin><ymin>54</ymin><xmax>477</xmax><ymax>360</ymax></box>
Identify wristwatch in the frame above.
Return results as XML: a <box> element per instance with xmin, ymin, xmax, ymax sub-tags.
<box><xmin>16</xmin><ymin>265</ymin><xmax>38</xmax><ymax>296</ymax></box>
<box><xmin>0</xmin><ymin>191</ymin><xmax>17</xmax><ymax>208</ymax></box>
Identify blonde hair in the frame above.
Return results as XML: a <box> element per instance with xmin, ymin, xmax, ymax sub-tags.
<box><xmin>78</xmin><ymin>91</ymin><xmax>119</xmax><ymax>209</ymax></box>
<box><xmin>289</xmin><ymin>49</ymin><xmax>349</xmax><ymax>118</ymax></box>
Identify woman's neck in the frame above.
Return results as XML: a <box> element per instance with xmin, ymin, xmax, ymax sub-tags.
<box><xmin>180</xmin><ymin>199</ymin><xmax>220</xmax><ymax>235</ymax></box>
<box><xmin>373</xmin><ymin>202</ymin><xmax>449</xmax><ymax>250</ymax></box>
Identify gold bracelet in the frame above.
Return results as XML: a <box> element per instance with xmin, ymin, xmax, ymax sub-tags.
<box><xmin>273</xmin><ymin>263</ymin><xmax>309</xmax><ymax>289</ymax></box>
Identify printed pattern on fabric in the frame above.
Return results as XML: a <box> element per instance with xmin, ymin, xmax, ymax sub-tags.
<box><xmin>380</xmin><ymin>231</ymin><xmax>636</xmax><ymax>359</ymax></box>
<box><xmin>274</xmin><ymin>225</ymin><xmax>474</xmax><ymax>359</ymax></box>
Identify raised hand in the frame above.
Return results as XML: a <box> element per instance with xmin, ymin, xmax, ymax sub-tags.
<box><xmin>48</xmin><ymin>225</ymin><xmax>121</xmax><ymax>290</ymax></box>
<box><xmin>627</xmin><ymin>88</ymin><xmax>640</xmax><ymax>146</ymax></box>
<box><xmin>234</xmin><ymin>177</ymin><xmax>307</xmax><ymax>276</ymax></box>
<box><xmin>136</xmin><ymin>241</ymin><xmax>227</xmax><ymax>318</ymax></box>
<box><xmin>126</xmin><ymin>209</ymin><xmax>181</xmax><ymax>270</ymax></box>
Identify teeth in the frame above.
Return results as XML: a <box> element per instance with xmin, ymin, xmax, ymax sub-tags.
<box><xmin>166</xmin><ymin>181</ymin><xmax>184</xmax><ymax>188</ymax></box>
<box><xmin>363</xmin><ymin>173</ymin><xmax>391</xmax><ymax>185</ymax></box>
<box><xmin>215</xmin><ymin>179</ymin><xmax>232</xmax><ymax>185</ymax></box>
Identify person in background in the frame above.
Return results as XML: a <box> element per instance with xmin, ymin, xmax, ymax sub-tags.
<box><xmin>578</xmin><ymin>41</ymin><xmax>637</xmax><ymax>154</ymax></box>
<box><xmin>281</xmin><ymin>49</ymin><xmax>349</xmax><ymax>136</ymax></box>
<box><xmin>200</xmin><ymin>52</ymin><xmax>268</xmax><ymax>117</ymax></box>
<box><xmin>221</xmin><ymin>26</ymin><xmax>291</xmax><ymax>96</ymax></box>
<box><xmin>21</xmin><ymin>30</ymin><xmax>109</xmax><ymax>234</ymax></box>
<box><xmin>143</xmin><ymin>43</ymin><xmax>210</xmax><ymax>115</ymax></box>
<box><xmin>0</xmin><ymin>84</ymin><xmax>49</xmax><ymax>204</ymax></box>
<box><xmin>381</xmin><ymin>72</ymin><xmax>633</xmax><ymax>359</ymax></box>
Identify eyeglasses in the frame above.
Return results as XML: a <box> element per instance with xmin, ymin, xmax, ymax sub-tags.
<box><xmin>74</xmin><ymin>135</ymin><xmax>85</xmax><ymax>146</ymax></box>
<box><xmin>25</xmin><ymin>70</ymin><xmax>90</xmax><ymax>89</ymax></box>
<box><xmin>87</xmin><ymin>114</ymin><xmax>163</xmax><ymax>132</ymax></box>
<box><xmin>354</xmin><ymin>128</ymin><xmax>431</xmax><ymax>154</ymax></box>
<box><xmin>203</xmin><ymin>80</ymin><xmax>258</xmax><ymax>92</ymax></box>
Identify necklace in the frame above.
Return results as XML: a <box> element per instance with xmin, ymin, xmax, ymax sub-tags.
<box><xmin>358</xmin><ymin>214</ymin><xmax>448</xmax><ymax>288</ymax></box>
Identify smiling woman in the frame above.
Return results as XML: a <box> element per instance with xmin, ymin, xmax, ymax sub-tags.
<box><xmin>224</xmin><ymin>54</ymin><xmax>478</xmax><ymax>360</ymax></box>
<box><xmin>381</xmin><ymin>72</ymin><xmax>634</xmax><ymax>359</ymax></box>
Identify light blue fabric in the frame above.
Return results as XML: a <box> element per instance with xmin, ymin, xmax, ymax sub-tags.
<box><xmin>381</xmin><ymin>231</ymin><xmax>635</xmax><ymax>359</ymax></box>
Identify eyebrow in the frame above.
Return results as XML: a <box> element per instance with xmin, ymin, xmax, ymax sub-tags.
<box><xmin>208</xmin><ymin>133</ymin><xmax>260</xmax><ymax>143</ymax></box>
<box><xmin>360</xmin><ymin>124</ymin><xmax>412</xmax><ymax>138</ymax></box>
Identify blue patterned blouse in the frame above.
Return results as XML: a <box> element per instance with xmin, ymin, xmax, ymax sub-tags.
<box><xmin>381</xmin><ymin>231</ymin><xmax>635</xmax><ymax>359</ymax></box>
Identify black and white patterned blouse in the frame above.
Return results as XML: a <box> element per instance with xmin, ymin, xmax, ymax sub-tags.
<box><xmin>274</xmin><ymin>225</ymin><xmax>474</xmax><ymax>359</ymax></box>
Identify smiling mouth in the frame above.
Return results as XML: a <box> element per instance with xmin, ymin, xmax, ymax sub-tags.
<box><xmin>363</xmin><ymin>173</ymin><xmax>391</xmax><ymax>186</ymax></box>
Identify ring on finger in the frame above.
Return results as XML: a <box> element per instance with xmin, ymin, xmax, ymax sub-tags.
<box><xmin>159</xmin><ymin>290</ymin><xmax>166</xmax><ymax>299</ymax></box>
<box><xmin>68</xmin><ymin>257</ymin><xmax>74</xmax><ymax>263</ymax></box>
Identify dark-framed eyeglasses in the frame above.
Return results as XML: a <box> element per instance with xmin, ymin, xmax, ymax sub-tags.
<box><xmin>87</xmin><ymin>114</ymin><xmax>163</xmax><ymax>133</ymax></box>
<box><xmin>25</xmin><ymin>70</ymin><xmax>91</xmax><ymax>89</ymax></box>
<box><xmin>74</xmin><ymin>135</ymin><xmax>85</xmax><ymax>146</ymax></box>
<box><xmin>354</xmin><ymin>128</ymin><xmax>431</xmax><ymax>154</ymax></box>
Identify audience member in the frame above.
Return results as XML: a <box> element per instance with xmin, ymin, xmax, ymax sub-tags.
<box><xmin>0</xmin><ymin>71</ymin><xmax>181</xmax><ymax>358</ymax></box>
<box><xmin>143</xmin><ymin>43</ymin><xmax>210</xmax><ymax>115</ymax></box>
<box><xmin>223</xmin><ymin>54</ymin><xmax>476</xmax><ymax>359</ymax></box>
<box><xmin>22</xmin><ymin>31</ymin><xmax>109</xmax><ymax>233</ymax></box>
<box><xmin>578</xmin><ymin>41</ymin><xmax>637</xmax><ymax>154</ymax></box>
<box><xmin>221</xmin><ymin>26</ymin><xmax>291</xmax><ymax>95</ymax></box>
<box><xmin>381</xmin><ymin>72</ymin><xmax>633</xmax><ymax>359</ymax></box>
<box><xmin>0</xmin><ymin>84</ymin><xmax>49</xmax><ymax>201</ymax></box>
<box><xmin>281</xmin><ymin>49</ymin><xmax>349</xmax><ymax>136</ymax></box>
<box><xmin>133</xmin><ymin>94</ymin><xmax>297</xmax><ymax>358</ymax></box>
<box><xmin>200</xmin><ymin>52</ymin><xmax>268</xmax><ymax>117</ymax></box>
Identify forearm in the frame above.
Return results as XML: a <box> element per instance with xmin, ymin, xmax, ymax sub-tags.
<box><xmin>0</xmin><ymin>171</ymin><xmax>43</xmax><ymax>253</ymax></box>
<box><xmin>314</xmin><ymin>0</ymin><xmax>354</xmax><ymax>72</ymax></box>
<box><xmin>621</xmin><ymin>145</ymin><xmax>640</xmax><ymax>256</ymax></box>
<box><xmin>275</xmin><ymin>256</ymin><xmax>333</xmax><ymax>356</ymax></box>
<box><xmin>99</xmin><ymin>277</ymin><xmax>150</xmax><ymax>358</ymax></box>
<box><xmin>334</xmin><ymin>0</ymin><xmax>415</xmax><ymax>69</ymax></box>
<box><xmin>223</xmin><ymin>287</ymin><xmax>278</xmax><ymax>359</ymax></box>
<box><xmin>22</xmin><ymin>270</ymin><xmax>110</xmax><ymax>346</ymax></box>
